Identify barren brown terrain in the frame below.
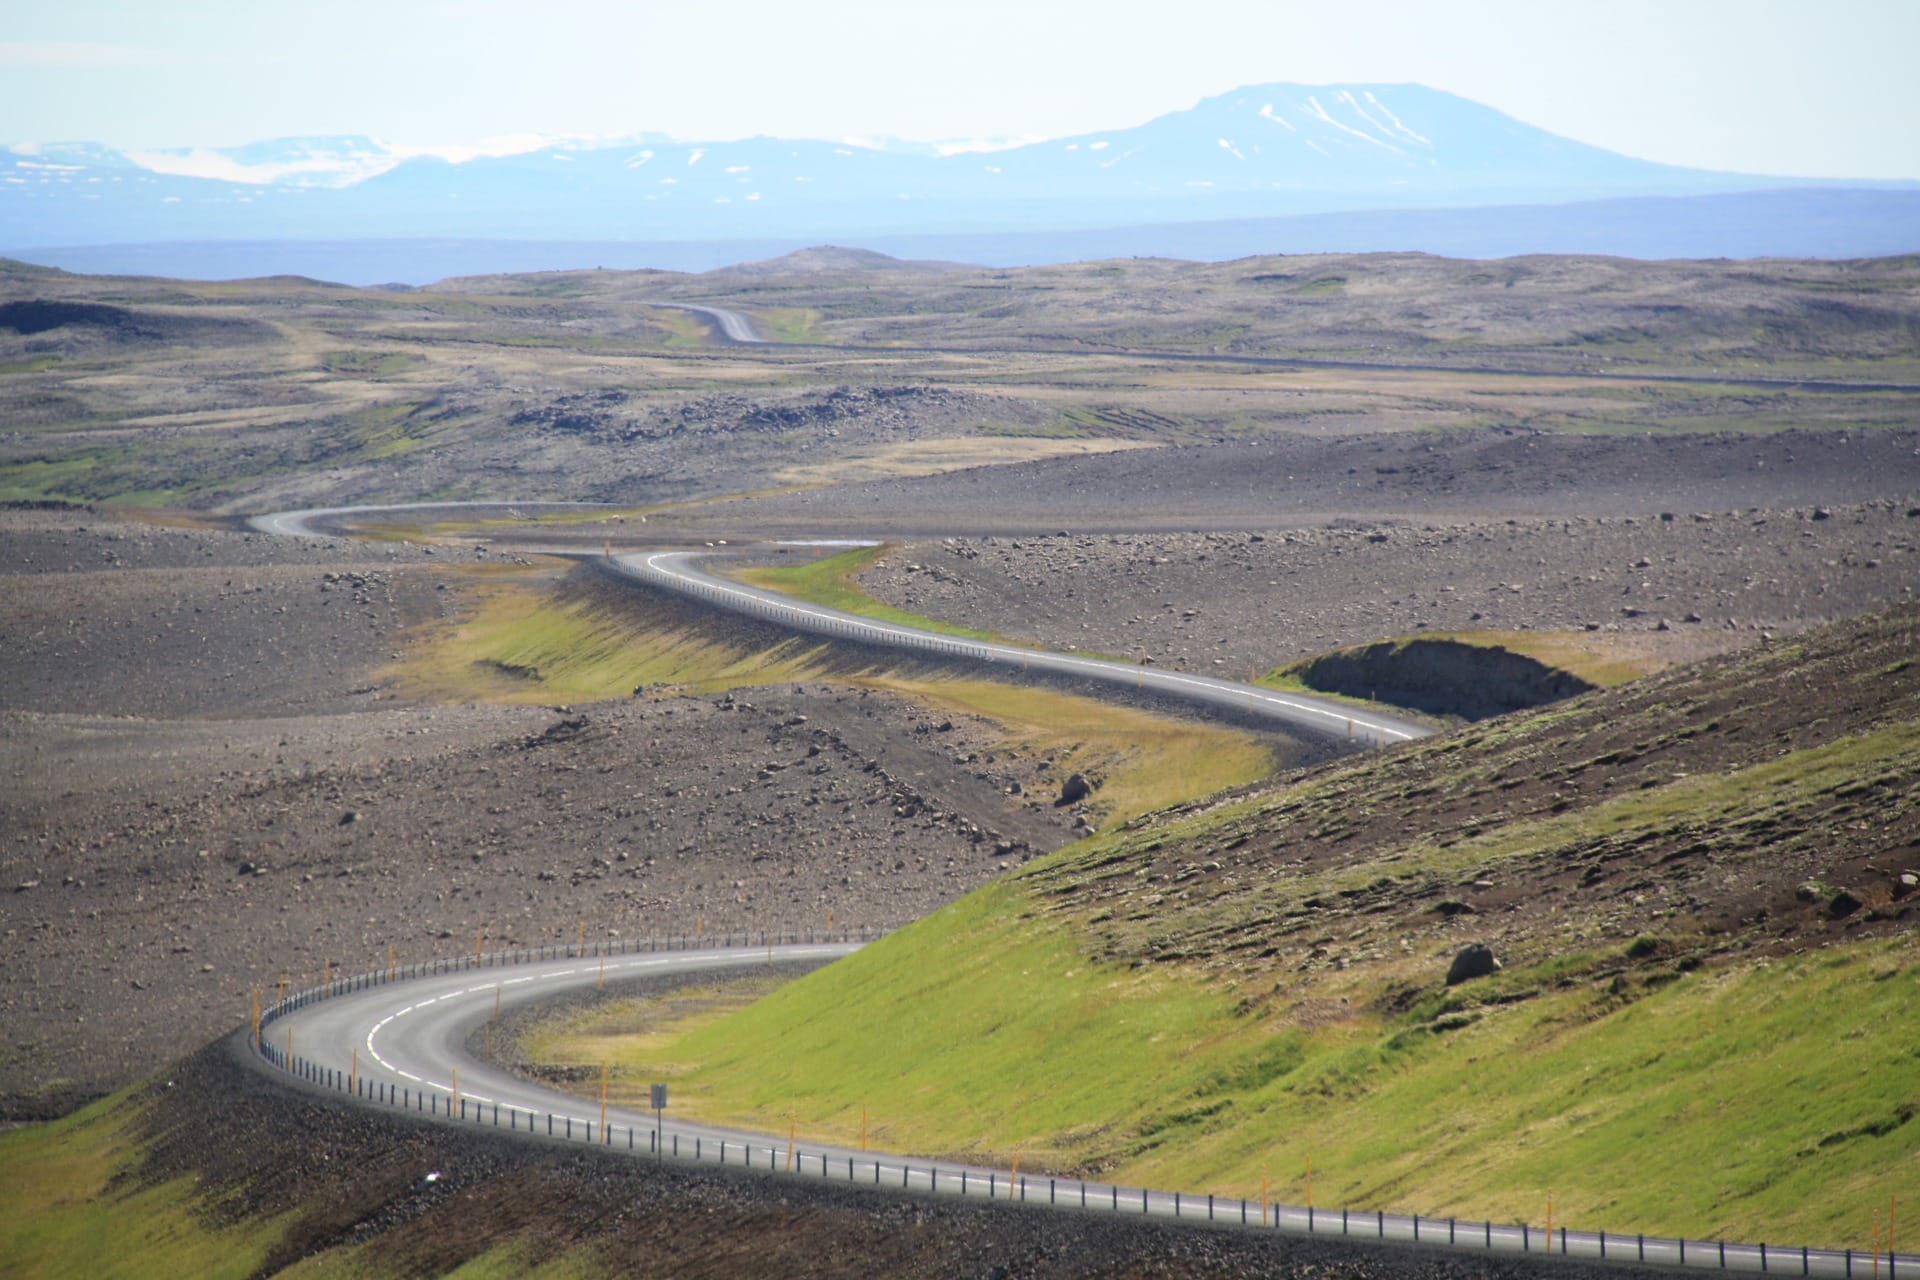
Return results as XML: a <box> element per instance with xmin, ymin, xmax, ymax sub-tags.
<box><xmin>0</xmin><ymin>509</ymin><xmax>1092</xmax><ymax>1116</ymax></box>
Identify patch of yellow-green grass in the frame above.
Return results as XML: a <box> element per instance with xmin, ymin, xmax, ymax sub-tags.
<box><xmin>773</xmin><ymin>437</ymin><xmax>1155</xmax><ymax>488</ymax></box>
<box><xmin>0</xmin><ymin>1089</ymin><xmax>289</xmax><ymax>1279</ymax></box>
<box><xmin>318</xmin><ymin>349</ymin><xmax>422</xmax><ymax>379</ymax></box>
<box><xmin>398</xmin><ymin>507</ymin><xmax>663</xmax><ymax>538</ymax></box>
<box><xmin>616</xmin><ymin>873</ymin><xmax>1919</xmax><ymax>1250</ymax></box>
<box><xmin>521</xmin><ymin>975</ymin><xmax>795</xmax><ymax>1112</ymax></box>
<box><xmin>384</xmin><ymin>565</ymin><xmax>838</xmax><ymax>703</ymax></box>
<box><xmin>343</xmin><ymin>401</ymin><xmax>438</xmax><ymax>460</ymax></box>
<box><xmin>746</xmin><ymin>307</ymin><xmax>824</xmax><ymax>343</ymax></box>
<box><xmin>1429</xmin><ymin>630</ymin><xmax>1670</xmax><ymax>687</ymax></box>
<box><xmin>736</xmin><ymin>545</ymin><xmax>1002</xmax><ymax>642</ymax></box>
<box><xmin>859</xmin><ymin>675</ymin><xmax>1275</xmax><ymax>827</ymax></box>
<box><xmin>646</xmin><ymin>308</ymin><xmax>718</xmax><ymax>348</ymax></box>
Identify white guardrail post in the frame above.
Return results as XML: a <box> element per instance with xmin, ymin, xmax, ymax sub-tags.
<box><xmin>250</xmin><ymin>932</ymin><xmax>1905</xmax><ymax>1277</ymax></box>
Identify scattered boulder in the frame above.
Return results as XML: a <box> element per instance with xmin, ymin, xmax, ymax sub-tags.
<box><xmin>1056</xmin><ymin>773</ymin><xmax>1093</xmax><ymax>806</ymax></box>
<box><xmin>1446</xmin><ymin>943</ymin><xmax>1502</xmax><ymax>985</ymax></box>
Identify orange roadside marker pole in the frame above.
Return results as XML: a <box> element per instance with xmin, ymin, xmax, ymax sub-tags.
<box><xmin>387</xmin><ymin>943</ymin><xmax>395</xmax><ymax>980</ymax></box>
<box><xmin>786</xmin><ymin>1120</ymin><xmax>796</xmax><ymax>1171</ymax></box>
<box><xmin>1261</xmin><ymin>1168</ymin><xmax>1269</xmax><ymax>1227</ymax></box>
<box><xmin>600</xmin><ymin>1061</ymin><xmax>609</xmax><ymax>1141</ymax></box>
<box><xmin>250</xmin><ymin>989</ymin><xmax>260</xmax><ymax>1051</ymax></box>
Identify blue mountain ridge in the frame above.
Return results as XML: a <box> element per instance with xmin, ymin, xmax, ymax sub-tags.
<box><xmin>5</xmin><ymin>82</ymin><xmax>1901</xmax><ymax>251</ymax></box>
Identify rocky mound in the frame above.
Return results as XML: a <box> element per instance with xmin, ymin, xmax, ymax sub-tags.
<box><xmin>1030</xmin><ymin>602</ymin><xmax>1920</xmax><ymax>990</ymax></box>
<box><xmin>1283</xmin><ymin>637</ymin><xmax>1596</xmax><ymax>721</ymax></box>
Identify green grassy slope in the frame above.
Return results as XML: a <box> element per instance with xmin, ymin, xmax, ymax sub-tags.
<box><xmin>590</xmin><ymin>605</ymin><xmax>1920</xmax><ymax>1248</ymax></box>
<box><xmin>0</xmin><ymin>1090</ymin><xmax>288</xmax><ymax>1278</ymax></box>
<box><xmin>734</xmin><ymin>545</ymin><xmax>1003</xmax><ymax>643</ymax></box>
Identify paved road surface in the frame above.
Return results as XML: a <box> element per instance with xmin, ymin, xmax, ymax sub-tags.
<box><xmin>612</xmin><ymin>549</ymin><xmax>1431</xmax><ymax>747</ymax></box>
<box><xmin>248</xmin><ymin>501</ymin><xmax>615</xmax><ymax>539</ymax></box>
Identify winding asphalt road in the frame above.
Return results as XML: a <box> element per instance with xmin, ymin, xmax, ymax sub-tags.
<box><xmin>240</xmin><ymin>503</ymin><xmax>1885</xmax><ymax>1271</ymax></box>
<box><xmin>657</xmin><ymin>302</ymin><xmax>763</xmax><ymax>344</ymax></box>
<box><xmin>611</xmin><ymin>548</ymin><xmax>1429</xmax><ymax>747</ymax></box>
<box><xmin>251</xmin><ymin>499</ymin><xmax>1430</xmax><ymax>746</ymax></box>
<box><xmin>247</xmin><ymin>501</ymin><xmax>615</xmax><ymax>539</ymax></box>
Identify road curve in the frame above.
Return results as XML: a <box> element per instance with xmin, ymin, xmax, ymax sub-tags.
<box><xmin>611</xmin><ymin>549</ymin><xmax>1431</xmax><ymax>747</ymax></box>
<box><xmin>248</xmin><ymin>501</ymin><xmax>617</xmax><ymax>539</ymax></box>
<box><xmin>247</xmin><ymin>499</ymin><xmax>1429</xmax><ymax>748</ymax></box>
<box><xmin>252</xmin><ymin>941</ymin><xmax>1903</xmax><ymax>1276</ymax></box>
<box><xmin>645</xmin><ymin>302</ymin><xmax>764</xmax><ymax>344</ymax></box>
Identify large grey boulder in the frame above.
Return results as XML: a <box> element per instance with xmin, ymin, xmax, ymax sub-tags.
<box><xmin>1446</xmin><ymin>943</ymin><xmax>1502</xmax><ymax>985</ymax></box>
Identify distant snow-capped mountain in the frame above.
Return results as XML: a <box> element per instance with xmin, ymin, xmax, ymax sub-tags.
<box><xmin>125</xmin><ymin>135</ymin><xmax>401</xmax><ymax>187</ymax></box>
<box><xmin>0</xmin><ymin>83</ymin><xmax>1898</xmax><ymax>250</ymax></box>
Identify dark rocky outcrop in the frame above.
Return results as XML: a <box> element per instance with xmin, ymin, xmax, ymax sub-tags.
<box><xmin>1446</xmin><ymin>943</ymin><xmax>1502</xmax><ymax>985</ymax></box>
<box><xmin>1287</xmin><ymin>638</ymin><xmax>1596</xmax><ymax>722</ymax></box>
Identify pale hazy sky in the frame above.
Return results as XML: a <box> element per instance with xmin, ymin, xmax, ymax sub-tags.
<box><xmin>3</xmin><ymin>0</ymin><xmax>1918</xmax><ymax>179</ymax></box>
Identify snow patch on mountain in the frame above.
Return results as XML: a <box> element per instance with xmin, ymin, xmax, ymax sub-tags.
<box><xmin>1258</xmin><ymin>104</ymin><xmax>1297</xmax><ymax>132</ymax></box>
<box><xmin>1363</xmin><ymin>91</ymin><xmax>1431</xmax><ymax>145</ymax></box>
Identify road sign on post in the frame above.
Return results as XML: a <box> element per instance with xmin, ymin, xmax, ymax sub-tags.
<box><xmin>651</xmin><ymin>1083</ymin><xmax>667</xmax><ymax>1161</ymax></box>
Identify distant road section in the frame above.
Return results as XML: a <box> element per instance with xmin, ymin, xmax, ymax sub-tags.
<box><xmin>612</xmin><ymin>549</ymin><xmax>1430</xmax><ymax>748</ymax></box>
<box><xmin>649</xmin><ymin>302</ymin><xmax>763</xmax><ymax>344</ymax></box>
<box><xmin>247</xmin><ymin>501</ymin><xmax>614</xmax><ymax>539</ymax></box>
